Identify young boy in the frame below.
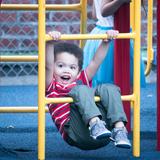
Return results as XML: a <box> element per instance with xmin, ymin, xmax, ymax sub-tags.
<box><xmin>45</xmin><ymin>30</ymin><xmax>131</xmax><ymax>150</ymax></box>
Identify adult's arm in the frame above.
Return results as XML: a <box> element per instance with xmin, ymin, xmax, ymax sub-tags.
<box><xmin>101</xmin><ymin>0</ymin><xmax>131</xmax><ymax>17</ymax></box>
<box><xmin>92</xmin><ymin>0</ymin><xmax>97</xmax><ymax>19</ymax></box>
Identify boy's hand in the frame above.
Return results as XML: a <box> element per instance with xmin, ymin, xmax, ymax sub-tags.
<box><xmin>48</xmin><ymin>31</ymin><xmax>61</xmax><ymax>41</ymax></box>
<box><xmin>103</xmin><ymin>30</ymin><xmax>119</xmax><ymax>42</ymax></box>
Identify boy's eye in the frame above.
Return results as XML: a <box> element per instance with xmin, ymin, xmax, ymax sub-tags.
<box><xmin>58</xmin><ymin>64</ymin><xmax>63</xmax><ymax>68</ymax></box>
<box><xmin>70</xmin><ymin>66</ymin><xmax>77</xmax><ymax>70</ymax></box>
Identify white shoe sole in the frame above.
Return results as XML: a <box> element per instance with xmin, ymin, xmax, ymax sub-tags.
<box><xmin>114</xmin><ymin>140</ymin><xmax>131</xmax><ymax>149</ymax></box>
<box><xmin>91</xmin><ymin>131</ymin><xmax>111</xmax><ymax>140</ymax></box>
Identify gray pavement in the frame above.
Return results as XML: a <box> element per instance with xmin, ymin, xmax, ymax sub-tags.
<box><xmin>0</xmin><ymin>73</ymin><xmax>160</xmax><ymax>160</ymax></box>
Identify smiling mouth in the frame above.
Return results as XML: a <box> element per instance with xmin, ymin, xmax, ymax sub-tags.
<box><xmin>60</xmin><ymin>75</ymin><xmax>71</xmax><ymax>82</ymax></box>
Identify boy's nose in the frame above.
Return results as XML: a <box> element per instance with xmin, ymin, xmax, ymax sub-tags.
<box><xmin>63</xmin><ymin>68</ymin><xmax>70</xmax><ymax>74</ymax></box>
<box><xmin>64</xmin><ymin>67</ymin><xmax>70</xmax><ymax>72</ymax></box>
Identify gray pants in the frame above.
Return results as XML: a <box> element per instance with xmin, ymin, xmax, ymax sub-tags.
<box><xmin>64</xmin><ymin>84</ymin><xmax>127</xmax><ymax>150</ymax></box>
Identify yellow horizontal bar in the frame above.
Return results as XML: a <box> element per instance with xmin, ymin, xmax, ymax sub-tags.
<box><xmin>0</xmin><ymin>55</ymin><xmax>38</xmax><ymax>62</ymax></box>
<box><xmin>46</xmin><ymin>33</ymin><xmax>135</xmax><ymax>41</ymax></box>
<box><xmin>0</xmin><ymin>95</ymin><xmax>135</xmax><ymax>113</ymax></box>
<box><xmin>122</xmin><ymin>94</ymin><xmax>135</xmax><ymax>101</ymax></box>
<box><xmin>0</xmin><ymin>106</ymin><xmax>48</xmax><ymax>113</ymax></box>
<box><xmin>0</xmin><ymin>4</ymin><xmax>81</xmax><ymax>11</ymax></box>
<box><xmin>45</xmin><ymin>95</ymin><xmax>135</xmax><ymax>104</ymax></box>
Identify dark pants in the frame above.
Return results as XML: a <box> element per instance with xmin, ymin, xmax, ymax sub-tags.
<box><xmin>64</xmin><ymin>84</ymin><xmax>127</xmax><ymax>150</ymax></box>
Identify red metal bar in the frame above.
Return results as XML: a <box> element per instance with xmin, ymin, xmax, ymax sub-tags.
<box><xmin>157</xmin><ymin>0</ymin><xmax>160</xmax><ymax>151</ymax></box>
<box><xmin>114</xmin><ymin>4</ymin><xmax>131</xmax><ymax>131</ymax></box>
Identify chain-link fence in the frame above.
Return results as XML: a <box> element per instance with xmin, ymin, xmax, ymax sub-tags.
<box><xmin>0</xmin><ymin>0</ymin><xmax>157</xmax><ymax>84</ymax></box>
<box><xmin>0</xmin><ymin>0</ymin><xmax>94</xmax><ymax>82</ymax></box>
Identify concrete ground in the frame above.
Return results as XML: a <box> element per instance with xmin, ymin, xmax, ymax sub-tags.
<box><xmin>0</xmin><ymin>70</ymin><xmax>160</xmax><ymax>160</ymax></box>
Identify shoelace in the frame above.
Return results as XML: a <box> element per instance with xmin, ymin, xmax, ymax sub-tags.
<box><xmin>89</xmin><ymin>120</ymin><xmax>106</xmax><ymax>129</ymax></box>
<box><xmin>114</xmin><ymin>128</ymin><xmax>128</xmax><ymax>141</ymax></box>
<box><xmin>89</xmin><ymin>120</ymin><xmax>106</xmax><ymax>133</ymax></box>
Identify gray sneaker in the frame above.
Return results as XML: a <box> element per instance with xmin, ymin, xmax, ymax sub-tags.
<box><xmin>111</xmin><ymin>127</ymin><xmax>131</xmax><ymax>149</ymax></box>
<box><xmin>89</xmin><ymin>120</ymin><xmax>111</xmax><ymax>140</ymax></box>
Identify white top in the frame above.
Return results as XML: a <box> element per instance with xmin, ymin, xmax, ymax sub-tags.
<box><xmin>94</xmin><ymin>0</ymin><xmax>113</xmax><ymax>27</ymax></box>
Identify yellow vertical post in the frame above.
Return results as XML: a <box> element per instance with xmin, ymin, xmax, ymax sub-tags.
<box><xmin>145</xmin><ymin>0</ymin><xmax>153</xmax><ymax>76</ymax></box>
<box><xmin>80</xmin><ymin>0</ymin><xmax>87</xmax><ymax>48</ymax></box>
<box><xmin>133</xmin><ymin>0</ymin><xmax>141</xmax><ymax>157</ymax></box>
<box><xmin>38</xmin><ymin>0</ymin><xmax>46</xmax><ymax>159</ymax></box>
<box><xmin>130</xmin><ymin>0</ymin><xmax>135</xmax><ymax>31</ymax></box>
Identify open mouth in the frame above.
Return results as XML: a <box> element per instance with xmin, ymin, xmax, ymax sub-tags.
<box><xmin>60</xmin><ymin>75</ymin><xmax>71</xmax><ymax>82</ymax></box>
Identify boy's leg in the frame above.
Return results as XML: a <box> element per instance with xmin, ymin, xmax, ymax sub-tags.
<box><xmin>68</xmin><ymin>85</ymin><xmax>101</xmax><ymax>125</ymax></box>
<box><xmin>95</xmin><ymin>84</ymin><xmax>131</xmax><ymax>149</ymax></box>
<box><xmin>64</xmin><ymin>85</ymin><xmax>110</xmax><ymax>149</ymax></box>
<box><xmin>64</xmin><ymin>103</ymin><xmax>110</xmax><ymax>150</ymax></box>
<box><xmin>95</xmin><ymin>84</ymin><xmax>127</xmax><ymax>127</ymax></box>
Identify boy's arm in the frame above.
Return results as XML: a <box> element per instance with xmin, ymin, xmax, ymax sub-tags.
<box><xmin>45</xmin><ymin>41</ymin><xmax>54</xmax><ymax>89</ymax></box>
<box><xmin>101</xmin><ymin>0</ymin><xmax>131</xmax><ymax>17</ymax></box>
<box><xmin>85</xmin><ymin>30</ymin><xmax>118</xmax><ymax>82</ymax></box>
<box><xmin>45</xmin><ymin>31</ymin><xmax>61</xmax><ymax>89</ymax></box>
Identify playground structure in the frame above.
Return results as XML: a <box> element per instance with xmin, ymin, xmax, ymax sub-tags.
<box><xmin>0</xmin><ymin>0</ymin><xmax>159</xmax><ymax>160</ymax></box>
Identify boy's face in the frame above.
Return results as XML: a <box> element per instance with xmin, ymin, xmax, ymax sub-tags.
<box><xmin>53</xmin><ymin>52</ymin><xmax>80</xmax><ymax>85</ymax></box>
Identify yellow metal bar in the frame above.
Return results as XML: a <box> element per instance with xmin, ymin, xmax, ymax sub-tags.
<box><xmin>0</xmin><ymin>4</ymin><xmax>81</xmax><ymax>11</ymax></box>
<box><xmin>46</xmin><ymin>33</ymin><xmax>135</xmax><ymax>41</ymax></box>
<box><xmin>0</xmin><ymin>106</ymin><xmax>48</xmax><ymax>113</ymax></box>
<box><xmin>79</xmin><ymin>0</ymin><xmax>87</xmax><ymax>48</ymax></box>
<box><xmin>133</xmin><ymin>0</ymin><xmax>141</xmax><ymax>157</ymax></box>
<box><xmin>130</xmin><ymin>0</ymin><xmax>135</xmax><ymax>31</ymax></box>
<box><xmin>145</xmin><ymin>0</ymin><xmax>154</xmax><ymax>76</ymax></box>
<box><xmin>0</xmin><ymin>94</ymin><xmax>135</xmax><ymax>113</ymax></box>
<box><xmin>38</xmin><ymin>0</ymin><xmax>46</xmax><ymax>159</ymax></box>
<box><xmin>0</xmin><ymin>55</ymin><xmax>38</xmax><ymax>62</ymax></box>
<box><xmin>45</xmin><ymin>95</ymin><xmax>135</xmax><ymax>104</ymax></box>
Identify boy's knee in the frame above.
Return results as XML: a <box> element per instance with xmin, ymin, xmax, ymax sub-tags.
<box><xmin>97</xmin><ymin>84</ymin><xmax>120</xmax><ymax>94</ymax></box>
<box><xmin>69</xmin><ymin>85</ymin><xmax>94</xmax><ymax>98</ymax></box>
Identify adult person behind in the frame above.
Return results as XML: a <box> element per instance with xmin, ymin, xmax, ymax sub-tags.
<box><xmin>83</xmin><ymin>0</ymin><xmax>146</xmax><ymax>87</ymax></box>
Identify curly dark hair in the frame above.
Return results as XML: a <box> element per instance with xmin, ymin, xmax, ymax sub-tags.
<box><xmin>54</xmin><ymin>42</ymin><xmax>83</xmax><ymax>71</ymax></box>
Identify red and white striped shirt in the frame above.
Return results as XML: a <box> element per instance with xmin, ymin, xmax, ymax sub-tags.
<box><xmin>46</xmin><ymin>70</ymin><xmax>92</xmax><ymax>140</ymax></box>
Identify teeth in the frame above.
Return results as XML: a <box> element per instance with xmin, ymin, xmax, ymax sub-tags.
<box><xmin>61</xmin><ymin>75</ymin><xmax>70</xmax><ymax>81</ymax></box>
<box><xmin>63</xmin><ymin>76</ymin><xmax>69</xmax><ymax>78</ymax></box>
